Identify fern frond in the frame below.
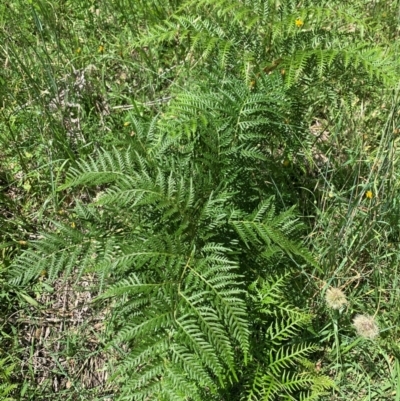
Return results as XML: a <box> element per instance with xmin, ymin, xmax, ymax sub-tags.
<box><xmin>0</xmin><ymin>357</ymin><xmax>17</xmax><ymax>401</ymax></box>
<box><xmin>243</xmin><ymin>274</ymin><xmax>333</xmax><ymax>401</ymax></box>
<box><xmin>282</xmin><ymin>46</ymin><xmax>397</xmax><ymax>87</ymax></box>
<box><xmin>8</xmin><ymin>223</ymin><xmax>101</xmax><ymax>285</ymax></box>
<box><xmin>171</xmin><ymin>344</ymin><xmax>217</xmax><ymax>390</ymax></box>
<box><xmin>231</xmin><ymin>198</ymin><xmax>318</xmax><ymax>268</ymax></box>
<box><xmin>268</xmin><ymin>344</ymin><xmax>318</xmax><ymax>376</ymax></box>
<box><xmin>96</xmin><ymin>238</ymin><xmax>249</xmax><ymax>395</ymax></box>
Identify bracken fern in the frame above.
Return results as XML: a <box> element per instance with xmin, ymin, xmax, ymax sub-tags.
<box><xmin>8</xmin><ymin>75</ymin><xmax>329</xmax><ymax>399</ymax></box>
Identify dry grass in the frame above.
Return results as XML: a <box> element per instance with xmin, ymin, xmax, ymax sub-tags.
<box><xmin>14</xmin><ymin>272</ymin><xmax>115</xmax><ymax>399</ymax></box>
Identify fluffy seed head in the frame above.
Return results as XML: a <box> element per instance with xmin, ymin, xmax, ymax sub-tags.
<box><xmin>325</xmin><ymin>287</ymin><xmax>347</xmax><ymax>310</ymax></box>
<box><xmin>353</xmin><ymin>314</ymin><xmax>379</xmax><ymax>339</ymax></box>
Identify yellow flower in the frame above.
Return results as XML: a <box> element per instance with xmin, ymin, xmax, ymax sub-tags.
<box><xmin>98</xmin><ymin>45</ymin><xmax>104</xmax><ymax>53</ymax></box>
<box><xmin>295</xmin><ymin>18</ymin><xmax>304</xmax><ymax>27</ymax></box>
<box><xmin>71</xmin><ymin>222</ymin><xmax>76</xmax><ymax>228</ymax></box>
<box><xmin>75</xmin><ymin>47</ymin><xmax>81</xmax><ymax>54</ymax></box>
<box><xmin>365</xmin><ymin>190</ymin><xmax>373</xmax><ymax>199</ymax></box>
<box><xmin>124</xmin><ymin>121</ymin><xmax>130</xmax><ymax>127</ymax></box>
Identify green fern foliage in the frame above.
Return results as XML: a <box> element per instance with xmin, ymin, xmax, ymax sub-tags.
<box><xmin>3</xmin><ymin>0</ymin><xmax>400</xmax><ymax>399</ymax></box>
<box><xmin>99</xmin><ymin>243</ymin><xmax>249</xmax><ymax>400</ymax></box>
<box><xmin>0</xmin><ymin>357</ymin><xmax>17</xmax><ymax>401</ymax></box>
<box><xmin>242</xmin><ymin>276</ymin><xmax>334</xmax><ymax>401</ymax></box>
<box><xmin>8</xmin><ymin>72</ymin><xmax>328</xmax><ymax>399</ymax></box>
<box><xmin>137</xmin><ymin>0</ymin><xmax>397</xmax><ymax>87</ymax></box>
<box><xmin>230</xmin><ymin>198</ymin><xmax>318</xmax><ymax>269</ymax></box>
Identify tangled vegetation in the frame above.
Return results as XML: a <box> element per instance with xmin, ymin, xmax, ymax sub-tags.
<box><xmin>1</xmin><ymin>0</ymin><xmax>400</xmax><ymax>400</ymax></box>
